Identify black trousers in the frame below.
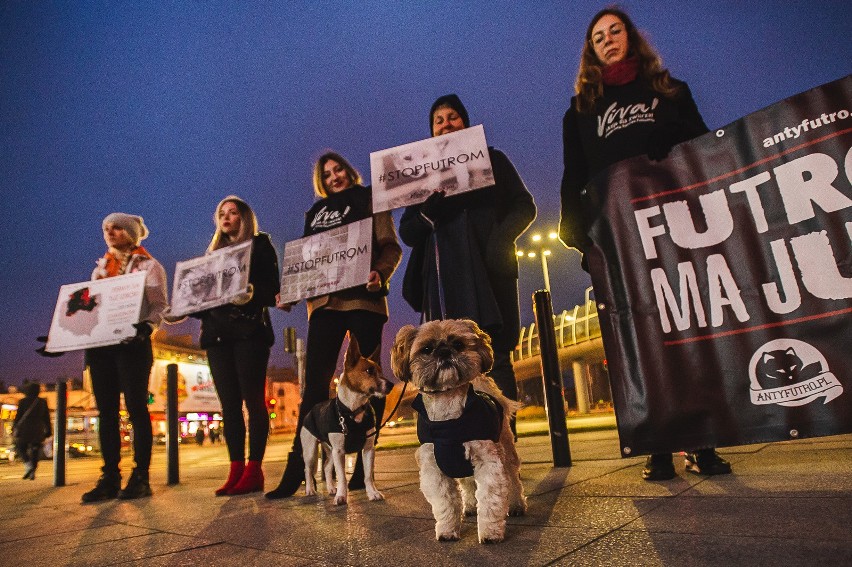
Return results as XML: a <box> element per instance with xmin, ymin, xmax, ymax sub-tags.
<box><xmin>86</xmin><ymin>339</ymin><xmax>154</xmax><ymax>476</ymax></box>
<box><xmin>15</xmin><ymin>442</ymin><xmax>42</xmax><ymax>470</ymax></box>
<box><xmin>207</xmin><ymin>338</ymin><xmax>270</xmax><ymax>462</ymax></box>
<box><xmin>291</xmin><ymin>309</ymin><xmax>387</xmax><ymax>455</ymax></box>
<box><xmin>489</xmin><ymin>349</ymin><xmax>518</xmax><ymax>401</ymax></box>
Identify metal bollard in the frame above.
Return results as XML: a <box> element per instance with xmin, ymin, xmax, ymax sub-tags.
<box><xmin>166</xmin><ymin>363</ymin><xmax>179</xmax><ymax>484</ymax></box>
<box><xmin>53</xmin><ymin>381</ymin><xmax>67</xmax><ymax>487</ymax></box>
<box><xmin>533</xmin><ymin>289</ymin><xmax>572</xmax><ymax>467</ymax></box>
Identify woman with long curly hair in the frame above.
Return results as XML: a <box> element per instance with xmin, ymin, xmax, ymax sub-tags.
<box><xmin>558</xmin><ymin>7</ymin><xmax>732</xmax><ymax>481</ymax></box>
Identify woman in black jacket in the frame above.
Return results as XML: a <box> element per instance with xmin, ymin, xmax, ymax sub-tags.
<box><xmin>559</xmin><ymin>7</ymin><xmax>731</xmax><ymax>481</ymax></box>
<box><xmin>199</xmin><ymin>196</ymin><xmax>280</xmax><ymax>496</ymax></box>
<box><xmin>399</xmin><ymin>94</ymin><xmax>536</xmax><ymax>409</ymax></box>
<box><xmin>13</xmin><ymin>382</ymin><xmax>51</xmax><ymax>480</ymax></box>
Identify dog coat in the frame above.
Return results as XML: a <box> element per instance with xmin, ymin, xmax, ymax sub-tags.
<box><xmin>303</xmin><ymin>398</ymin><xmax>376</xmax><ymax>454</ymax></box>
<box><xmin>412</xmin><ymin>385</ymin><xmax>504</xmax><ymax>478</ymax></box>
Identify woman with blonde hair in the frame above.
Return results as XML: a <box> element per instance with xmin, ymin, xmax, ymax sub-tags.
<box><xmin>559</xmin><ymin>7</ymin><xmax>731</xmax><ymax>481</ymax></box>
<box><xmin>198</xmin><ymin>196</ymin><xmax>280</xmax><ymax>495</ymax></box>
<box><xmin>266</xmin><ymin>151</ymin><xmax>401</xmax><ymax>499</ymax></box>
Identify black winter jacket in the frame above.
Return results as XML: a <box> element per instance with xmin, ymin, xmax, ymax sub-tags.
<box><xmin>559</xmin><ymin>79</ymin><xmax>708</xmax><ymax>256</ymax></box>
<box><xmin>399</xmin><ymin>148</ymin><xmax>535</xmax><ymax>351</ymax></box>
<box><xmin>199</xmin><ymin>233</ymin><xmax>280</xmax><ymax>348</ymax></box>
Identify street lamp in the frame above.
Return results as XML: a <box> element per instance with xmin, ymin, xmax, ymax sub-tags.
<box><xmin>517</xmin><ymin>230</ymin><xmax>559</xmax><ymax>292</ymax></box>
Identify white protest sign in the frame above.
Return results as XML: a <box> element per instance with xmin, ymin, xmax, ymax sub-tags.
<box><xmin>170</xmin><ymin>240</ymin><xmax>253</xmax><ymax>317</ymax></box>
<box><xmin>370</xmin><ymin>124</ymin><xmax>494</xmax><ymax>212</ymax></box>
<box><xmin>280</xmin><ymin>217</ymin><xmax>373</xmax><ymax>303</ymax></box>
<box><xmin>45</xmin><ymin>271</ymin><xmax>146</xmax><ymax>352</ymax></box>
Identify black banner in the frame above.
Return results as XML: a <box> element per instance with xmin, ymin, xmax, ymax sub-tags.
<box><xmin>584</xmin><ymin>75</ymin><xmax>852</xmax><ymax>457</ymax></box>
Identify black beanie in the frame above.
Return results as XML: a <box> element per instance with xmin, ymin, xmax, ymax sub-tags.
<box><xmin>429</xmin><ymin>94</ymin><xmax>470</xmax><ymax>134</ymax></box>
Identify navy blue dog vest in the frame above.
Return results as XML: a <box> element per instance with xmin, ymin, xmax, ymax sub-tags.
<box><xmin>303</xmin><ymin>398</ymin><xmax>376</xmax><ymax>455</ymax></box>
<box><xmin>412</xmin><ymin>385</ymin><xmax>504</xmax><ymax>478</ymax></box>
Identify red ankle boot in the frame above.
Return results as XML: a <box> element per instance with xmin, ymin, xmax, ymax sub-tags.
<box><xmin>227</xmin><ymin>460</ymin><xmax>264</xmax><ymax>495</ymax></box>
<box><xmin>215</xmin><ymin>461</ymin><xmax>245</xmax><ymax>496</ymax></box>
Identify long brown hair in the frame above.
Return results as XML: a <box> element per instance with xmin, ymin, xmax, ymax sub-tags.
<box><xmin>207</xmin><ymin>195</ymin><xmax>258</xmax><ymax>252</ymax></box>
<box><xmin>575</xmin><ymin>7</ymin><xmax>682</xmax><ymax>113</ymax></box>
<box><xmin>312</xmin><ymin>151</ymin><xmax>362</xmax><ymax>198</ymax></box>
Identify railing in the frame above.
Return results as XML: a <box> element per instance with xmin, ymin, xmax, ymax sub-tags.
<box><xmin>512</xmin><ymin>286</ymin><xmax>601</xmax><ymax>363</ymax></box>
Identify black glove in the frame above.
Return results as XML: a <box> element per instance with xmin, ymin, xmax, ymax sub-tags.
<box><xmin>646</xmin><ymin>121</ymin><xmax>683</xmax><ymax>162</ymax></box>
<box><xmin>420</xmin><ymin>190</ymin><xmax>446</xmax><ymax>227</ymax></box>
<box><xmin>35</xmin><ymin>336</ymin><xmax>64</xmax><ymax>358</ymax></box>
<box><xmin>121</xmin><ymin>322</ymin><xmax>153</xmax><ymax>344</ymax></box>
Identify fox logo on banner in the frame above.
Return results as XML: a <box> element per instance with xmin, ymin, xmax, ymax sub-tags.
<box><xmin>583</xmin><ymin>75</ymin><xmax>852</xmax><ymax>456</ymax></box>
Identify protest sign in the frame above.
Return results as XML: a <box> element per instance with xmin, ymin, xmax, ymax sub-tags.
<box><xmin>370</xmin><ymin>124</ymin><xmax>494</xmax><ymax>212</ymax></box>
<box><xmin>583</xmin><ymin>76</ymin><xmax>852</xmax><ymax>456</ymax></box>
<box><xmin>45</xmin><ymin>271</ymin><xmax>146</xmax><ymax>352</ymax></box>
<box><xmin>279</xmin><ymin>217</ymin><xmax>373</xmax><ymax>303</ymax></box>
<box><xmin>170</xmin><ymin>240</ymin><xmax>253</xmax><ymax>317</ymax></box>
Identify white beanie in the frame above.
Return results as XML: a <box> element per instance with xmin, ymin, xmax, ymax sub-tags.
<box><xmin>102</xmin><ymin>213</ymin><xmax>149</xmax><ymax>246</ymax></box>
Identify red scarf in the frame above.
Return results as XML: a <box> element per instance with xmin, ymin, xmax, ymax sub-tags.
<box><xmin>602</xmin><ymin>56</ymin><xmax>639</xmax><ymax>86</ymax></box>
<box><xmin>101</xmin><ymin>246</ymin><xmax>152</xmax><ymax>278</ymax></box>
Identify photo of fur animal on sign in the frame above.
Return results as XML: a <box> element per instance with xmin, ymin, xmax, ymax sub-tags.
<box><xmin>370</xmin><ymin>124</ymin><xmax>494</xmax><ymax>213</ymax></box>
<box><xmin>279</xmin><ymin>217</ymin><xmax>373</xmax><ymax>304</ymax></box>
<box><xmin>170</xmin><ymin>239</ymin><xmax>253</xmax><ymax>318</ymax></box>
<box><xmin>45</xmin><ymin>271</ymin><xmax>146</xmax><ymax>352</ymax></box>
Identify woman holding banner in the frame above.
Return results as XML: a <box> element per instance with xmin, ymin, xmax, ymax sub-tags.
<box><xmin>199</xmin><ymin>196</ymin><xmax>280</xmax><ymax>496</ymax></box>
<box><xmin>81</xmin><ymin>213</ymin><xmax>168</xmax><ymax>502</ymax></box>
<box><xmin>266</xmin><ymin>152</ymin><xmax>402</xmax><ymax>499</ymax></box>
<box><xmin>558</xmin><ymin>7</ymin><xmax>731</xmax><ymax>480</ymax></box>
<box><xmin>398</xmin><ymin>94</ymin><xmax>536</xmax><ymax>416</ymax></box>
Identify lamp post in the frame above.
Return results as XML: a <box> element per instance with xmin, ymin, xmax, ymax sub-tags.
<box><xmin>517</xmin><ymin>230</ymin><xmax>559</xmax><ymax>292</ymax></box>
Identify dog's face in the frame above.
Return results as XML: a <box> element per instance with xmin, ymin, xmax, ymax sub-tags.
<box><xmin>391</xmin><ymin>319</ymin><xmax>493</xmax><ymax>393</ymax></box>
<box><xmin>340</xmin><ymin>335</ymin><xmax>391</xmax><ymax>398</ymax></box>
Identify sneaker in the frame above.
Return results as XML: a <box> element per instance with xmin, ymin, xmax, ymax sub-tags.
<box><xmin>642</xmin><ymin>453</ymin><xmax>676</xmax><ymax>481</ymax></box>
<box><xmin>81</xmin><ymin>474</ymin><xmax>121</xmax><ymax>503</ymax></box>
<box><xmin>685</xmin><ymin>449</ymin><xmax>732</xmax><ymax>476</ymax></box>
<box><xmin>117</xmin><ymin>469</ymin><xmax>153</xmax><ymax>500</ymax></box>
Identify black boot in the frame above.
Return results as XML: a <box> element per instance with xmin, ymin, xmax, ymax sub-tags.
<box><xmin>348</xmin><ymin>454</ymin><xmax>365</xmax><ymax>491</ymax></box>
<box><xmin>118</xmin><ymin>469</ymin><xmax>152</xmax><ymax>500</ymax></box>
<box><xmin>265</xmin><ymin>452</ymin><xmax>305</xmax><ymax>499</ymax></box>
<box><xmin>642</xmin><ymin>453</ymin><xmax>676</xmax><ymax>481</ymax></box>
<box><xmin>81</xmin><ymin>473</ymin><xmax>121</xmax><ymax>503</ymax></box>
<box><xmin>685</xmin><ymin>449</ymin><xmax>732</xmax><ymax>476</ymax></box>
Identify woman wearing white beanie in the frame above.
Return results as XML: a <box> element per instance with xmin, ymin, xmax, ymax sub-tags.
<box><xmin>81</xmin><ymin>212</ymin><xmax>168</xmax><ymax>503</ymax></box>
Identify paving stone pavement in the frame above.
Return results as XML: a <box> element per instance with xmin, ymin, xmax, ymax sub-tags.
<box><xmin>1</xmin><ymin>424</ymin><xmax>850</xmax><ymax>566</ymax></box>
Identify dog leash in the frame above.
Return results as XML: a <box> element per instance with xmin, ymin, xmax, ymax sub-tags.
<box><xmin>369</xmin><ymin>381</ymin><xmax>408</xmax><ymax>439</ymax></box>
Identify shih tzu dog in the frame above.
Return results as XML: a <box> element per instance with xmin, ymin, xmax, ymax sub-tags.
<box><xmin>301</xmin><ymin>336</ymin><xmax>391</xmax><ymax>505</ymax></box>
<box><xmin>391</xmin><ymin>319</ymin><xmax>527</xmax><ymax>543</ymax></box>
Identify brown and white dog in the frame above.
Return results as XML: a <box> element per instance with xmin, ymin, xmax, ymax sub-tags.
<box><xmin>300</xmin><ymin>336</ymin><xmax>391</xmax><ymax>505</ymax></box>
<box><xmin>391</xmin><ymin>319</ymin><xmax>527</xmax><ymax>543</ymax></box>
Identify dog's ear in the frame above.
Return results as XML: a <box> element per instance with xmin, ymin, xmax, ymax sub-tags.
<box><xmin>391</xmin><ymin>325</ymin><xmax>418</xmax><ymax>382</ymax></box>
<box><xmin>344</xmin><ymin>333</ymin><xmax>362</xmax><ymax>371</ymax></box>
<box><xmin>468</xmin><ymin>320</ymin><xmax>494</xmax><ymax>373</ymax></box>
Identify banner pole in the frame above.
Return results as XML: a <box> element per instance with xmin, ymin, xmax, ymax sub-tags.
<box><xmin>533</xmin><ymin>289</ymin><xmax>572</xmax><ymax>467</ymax></box>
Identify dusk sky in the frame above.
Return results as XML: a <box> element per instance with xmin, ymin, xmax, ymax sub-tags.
<box><xmin>2</xmin><ymin>1</ymin><xmax>850</xmax><ymax>387</ymax></box>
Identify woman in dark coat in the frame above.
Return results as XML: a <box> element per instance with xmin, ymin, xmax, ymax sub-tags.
<box><xmin>558</xmin><ymin>7</ymin><xmax>731</xmax><ymax>481</ymax></box>
<box><xmin>198</xmin><ymin>196</ymin><xmax>280</xmax><ymax>496</ymax></box>
<box><xmin>13</xmin><ymin>382</ymin><xmax>51</xmax><ymax>480</ymax></box>
<box><xmin>399</xmin><ymin>94</ymin><xmax>536</xmax><ymax>407</ymax></box>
